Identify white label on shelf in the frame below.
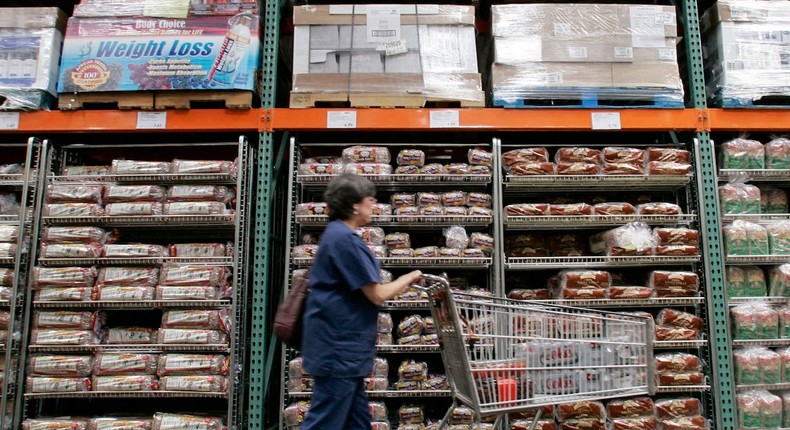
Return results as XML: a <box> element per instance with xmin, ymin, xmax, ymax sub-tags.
<box><xmin>0</xmin><ymin>112</ymin><xmax>20</xmax><ymax>130</ymax></box>
<box><xmin>591</xmin><ymin>112</ymin><xmax>622</xmax><ymax>130</ymax></box>
<box><xmin>136</xmin><ymin>112</ymin><xmax>167</xmax><ymax>129</ymax></box>
<box><xmin>366</xmin><ymin>5</ymin><xmax>401</xmax><ymax>44</ymax></box>
<box><xmin>327</xmin><ymin>111</ymin><xmax>357</xmax><ymax>129</ymax></box>
<box><xmin>429</xmin><ymin>110</ymin><xmax>460</xmax><ymax>128</ymax></box>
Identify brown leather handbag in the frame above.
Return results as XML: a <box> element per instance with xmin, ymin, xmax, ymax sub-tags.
<box><xmin>274</xmin><ymin>271</ymin><xmax>308</xmax><ymax>350</ymax></box>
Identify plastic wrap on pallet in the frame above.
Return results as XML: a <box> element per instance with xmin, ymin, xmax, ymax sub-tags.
<box><xmin>291</xmin><ymin>5</ymin><xmax>483</xmax><ymax>106</ymax></box>
<box><xmin>702</xmin><ymin>0</ymin><xmax>790</xmax><ymax>106</ymax></box>
<box><xmin>0</xmin><ymin>8</ymin><xmax>65</xmax><ymax>110</ymax></box>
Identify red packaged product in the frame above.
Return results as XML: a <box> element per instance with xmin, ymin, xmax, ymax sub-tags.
<box><xmin>32</xmin><ymin>267</ymin><xmax>98</xmax><ymax>289</ymax></box>
<box><xmin>509</xmin><ymin>162</ymin><xmax>556</xmax><ymax>176</ymax></box>
<box><xmin>557</xmin><ymin>147</ymin><xmax>601</xmax><ymax>164</ymax></box>
<box><xmin>648</xmin><ymin>161</ymin><xmax>692</xmax><ymax>175</ymax></box>
<box><xmin>557</xmin><ymin>162</ymin><xmax>600</xmax><ymax>175</ymax></box>
<box><xmin>656</xmin><ymin>245</ymin><xmax>698</xmax><ymax>256</ymax></box>
<box><xmin>603</xmin><ymin>147</ymin><xmax>645</xmax><ymax>164</ymax></box>
<box><xmin>648</xmin><ymin>148</ymin><xmax>690</xmax><ymax>163</ymax></box>
<box><xmin>26</xmin><ymin>376</ymin><xmax>91</xmax><ymax>393</ymax></box>
<box><xmin>657</xmin><ymin>309</ymin><xmax>703</xmax><ymax>331</ymax></box>
<box><xmin>557</xmin><ymin>401</ymin><xmax>606</xmax><ymax>421</ymax></box>
<box><xmin>655</xmin><ymin>398</ymin><xmax>701</xmax><ymax>419</ymax></box>
<box><xmin>508</xmin><ymin>289</ymin><xmax>552</xmax><ymax>300</ymax></box>
<box><xmin>604</xmin><ymin>163</ymin><xmax>644</xmax><ymax>175</ymax></box>
<box><xmin>33</xmin><ymin>311</ymin><xmax>101</xmax><ymax>330</ymax></box>
<box><xmin>607</xmin><ymin>397</ymin><xmax>654</xmax><ymax>418</ymax></box>
<box><xmin>28</xmin><ymin>355</ymin><xmax>94</xmax><ymax>377</ymax></box>
<box><xmin>560</xmin><ymin>420</ymin><xmax>606</xmax><ymax>430</ymax></box>
<box><xmin>94</xmin><ymin>353</ymin><xmax>158</xmax><ymax>375</ymax></box>
<box><xmin>97</xmin><ymin>267</ymin><xmax>160</xmax><ymax>288</ymax></box>
<box><xmin>637</xmin><ymin>203</ymin><xmax>682</xmax><ymax>215</ymax></box>
<box><xmin>593</xmin><ymin>203</ymin><xmax>636</xmax><ymax>216</ymax></box>
<box><xmin>40</xmin><ymin>243</ymin><xmax>103</xmax><ymax>259</ymax></box>
<box><xmin>654</xmin><ymin>228</ymin><xmax>700</xmax><ymax>246</ymax></box>
<box><xmin>502</xmin><ymin>148</ymin><xmax>550</xmax><ymax>166</ymax></box>
<box><xmin>654</xmin><ymin>288</ymin><xmax>698</xmax><ymax>298</ymax></box>
<box><xmin>659</xmin><ymin>416</ymin><xmax>707</xmax><ymax>430</ymax></box>
<box><xmin>560</xmin><ymin>288</ymin><xmax>607</xmax><ymax>299</ymax></box>
<box><xmin>655</xmin><ymin>326</ymin><xmax>698</xmax><ymax>340</ymax></box>
<box><xmin>607</xmin><ymin>287</ymin><xmax>654</xmax><ymax>299</ymax></box>
<box><xmin>655</xmin><ymin>353</ymin><xmax>701</xmax><ymax>373</ymax></box>
<box><xmin>550</xmin><ymin>204</ymin><xmax>594</xmax><ymax>216</ymax></box>
<box><xmin>649</xmin><ymin>271</ymin><xmax>699</xmax><ymax>290</ymax></box>
<box><xmin>92</xmin><ymin>375</ymin><xmax>159</xmax><ymax>391</ymax></box>
<box><xmin>103</xmin><ymin>185</ymin><xmax>166</xmax><ymax>203</ymax></box>
<box><xmin>47</xmin><ymin>185</ymin><xmax>103</xmax><ymax>204</ymax></box>
<box><xmin>612</xmin><ymin>418</ymin><xmax>657</xmax><ymax>430</ymax></box>
<box><xmin>44</xmin><ymin>203</ymin><xmax>103</xmax><ymax>217</ymax></box>
<box><xmin>559</xmin><ymin>270</ymin><xmax>611</xmax><ymax>289</ymax></box>
<box><xmin>657</xmin><ymin>373</ymin><xmax>705</xmax><ymax>386</ymax></box>
<box><xmin>167</xmin><ymin>185</ymin><xmax>231</xmax><ymax>203</ymax></box>
<box><xmin>511</xmin><ymin>421</ymin><xmax>557</xmax><ymax>430</ymax></box>
<box><xmin>506</xmin><ymin>203</ymin><xmax>550</xmax><ymax>216</ymax></box>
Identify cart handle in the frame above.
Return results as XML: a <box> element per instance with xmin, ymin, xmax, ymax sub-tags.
<box><xmin>414</xmin><ymin>273</ymin><xmax>450</xmax><ymax>295</ymax></box>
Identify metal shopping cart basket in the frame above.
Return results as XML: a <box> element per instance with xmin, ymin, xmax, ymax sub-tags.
<box><xmin>419</xmin><ymin>274</ymin><xmax>655</xmax><ymax>429</ymax></box>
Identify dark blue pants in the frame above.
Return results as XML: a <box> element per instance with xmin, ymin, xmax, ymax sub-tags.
<box><xmin>300</xmin><ymin>375</ymin><xmax>370</xmax><ymax>430</ymax></box>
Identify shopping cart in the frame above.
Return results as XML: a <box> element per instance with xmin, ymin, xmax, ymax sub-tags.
<box><xmin>419</xmin><ymin>274</ymin><xmax>655</xmax><ymax>429</ymax></box>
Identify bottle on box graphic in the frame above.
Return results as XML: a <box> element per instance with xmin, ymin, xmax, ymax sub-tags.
<box><xmin>209</xmin><ymin>13</ymin><xmax>253</xmax><ymax>87</ymax></box>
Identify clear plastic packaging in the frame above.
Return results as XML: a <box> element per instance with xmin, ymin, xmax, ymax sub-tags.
<box><xmin>342</xmin><ymin>146</ymin><xmax>391</xmax><ymax>164</ymax></box>
<box><xmin>655</xmin><ymin>352</ymin><xmax>702</xmax><ymax>373</ymax></box>
<box><xmin>0</xmin><ymin>164</ymin><xmax>22</xmax><ymax>174</ymax></box>
<box><xmin>159</xmin><ymin>265</ymin><xmax>227</xmax><ymax>287</ymax></box>
<box><xmin>157</xmin><ymin>354</ymin><xmax>229</xmax><ymax>376</ymax></box>
<box><xmin>26</xmin><ymin>377</ymin><xmax>91</xmax><ymax>393</ymax></box>
<box><xmin>391</xmin><ymin>194</ymin><xmax>416</xmax><ymax>209</ymax></box>
<box><xmin>602</xmin><ymin>147</ymin><xmax>645</xmax><ymax>165</ymax></box>
<box><xmin>161</xmin><ymin>310</ymin><xmax>230</xmax><ymax>331</ymax></box>
<box><xmin>506</xmin><ymin>203</ymin><xmax>550</xmax><ymax>216</ymax></box>
<box><xmin>384</xmin><ymin>233</ymin><xmax>411</xmax><ymax>250</ymax></box>
<box><xmin>591</xmin><ymin>203</ymin><xmax>636</xmax><ymax>216</ymax></box>
<box><xmin>152</xmin><ymin>413</ymin><xmax>224</xmax><ymax>430</ymax></box>
<box><xmin>103</xmin><ymin>327</ymin><xmax>157</xmax><ymax>344</ymax></box>
<box><xmin>159</xmin><ymin>375</ymin><xmax>227</xmax><ymax>393</ymax></box>
<box><xmin>169</xmin><ymin>243</ymin><xmax>229</xmax><ymax>258</ymax></box>
<box><xmin>557</xmin><ymin>401</ymin><xmax>606</xmax><ymax>421</ymax></box>
<box><xmin>467</xmin><ymin>193</ymin><xmax>492</xmax><ymax>208</ymax></box>
<box><xmin>93</xmin><ymin>353</ymin><xmax>158</xmax><ymax>376</ymax></box>
<box><xmin>419</xmin><ymin>163</ymin><xmax>447</xmax><ymax>176</ymax></box>
<box><xmin>637</xmin><ymin>202</ymin><xmax>682</xmax><ymax>215</ymax></box>
<box><xmin>0</xmin><ymin>193</ymin><xmax>19</xmax><ymax>215</ymax></box>
<box><xmin>445</xmin><ymin>163</ymin><xmax>471</xmax><ymax>175</ymax></box>
<box><xmin>0</xmin><ymin>225</ymin><xmax>18</xmax><ymax>243</ymax></box>
<box><xmin>760</xmin><ymin>186</ymin><xmax>789</xmax><ymax>214</ymax></box>
<box><xmin>720</xmin><ymin>138</ymin><xmax>764</xmax><ymax>170</ymax></box>
<box><xmin>724</xmin><ymin>220</ymin><xmax>769</xmax><ymax>256</ymax></box>
<box><xmin>97</xmin><ymin>267</ymin><xmax>159</xmax><ymax>288</ymax></box>
<box><xmin>40</xmin><ymin>243</ymin><xmax>103</xmax><ymax>259</ymax></box>
<box><xmin>102</xmin><ymin>244</ymin><xmax>165</xmax><ymax>258</ymax></box>
<box><xmin>734</xmin><ymin>347</ymin><xmax>781</xmax><ymax>385</ymax></box>
<box><xmin>656</xmin><ymin>309</ymin><xmax>703</xmax><ymax>332</ymax></box>
<box><xmin>92</xmin><ymin>375</ymin><xmax>159</xmax><ymax>392</ymax></box>
<box><xmin>33</xmin><ymin>311</ymin><xmax>101</xmax><ymax>330</ymax></box>
<box><xmin>93</xmin><ymin>286</ymin><xmax>156</xmax><ymax>302</ymax></box>
<box><xmin>768</xmin><ymin>221</ymin><xmax>790</xmax><ymax>254</ymax></box>
<box><xmin>35</xmin><ymin>287</ymin><xmax>93</xmax><ymax>302</ymax></box>
<box><xmin>737</xmin><ymin>389</ymin><xmax>782</xmax><ymax>429</ymax></box>
<box><xmin>765</xmin><ymin>138</ymin><xmax>790</xmax><ymax>170</ymax></box>
<box><xmin>32</xmin><ymin>266</ymin><xmax>97</xmax><ymax>289</ymax></box>
<box><xmin>469</xmin><ymin>233</ymin><xmax>494</xmax><ymax>254</ymax></box>
<box><xmin>90</xmin><ymin>418</ymin><xmax>153</xmax><ymax>430</ymax></box>
<box><xmin>0</xmin><ymin>243</ymin><xmax>16</xmax><ymax>257</ymax></box>
<box><xmin>731</xmin><ymin>302</ymin><xmax>779</xmax><ymax>340</ymax></box>
<box><xmin>356</xmin><ymin>227</ymin><xmax>385</xmax><ymax>245</ymax></box>
<box><xmin>648</xmin><ymin>161</ymin><xmax>692</xmax><ymax>175</ymax></box>
<box><xmin>649</xmin><ymin>271</ymin><xmax>700</xmax><ymax>292</ymax></box>
<box><xmin>163</xmin><ymin>202</ymin><xmax>229</xmax><ymax>215</ymax></box>
<box><xmin>111</xmin><ymin>160</ymin><xmax>171</xmax><ymax>175</ymax></box>
<box><xmin>557</xmin><ymin>162</ymin><xmax>601</xmax><ymax>175</ymax></box>
<box><xmin>283</xmin><ymin>402</ymin><xmax>310</xmax><ymax>427</ymax></box>
<box><xmin>45</xmin><ymin>203</ymin><xmax>103</xmax><ymax>217</ymax></box>
<box><xmin>550</xmin><ymin>203</ymin><xmax>594</xmax><ymax>216</ymax></box>
<box><xmin>444</xmin><ymin>226</ymin><xmax>470</xmax><ymax>249</ymax></box>
<box><xmin>42</xmin><ymin>227</ymin><xmax>109</xmax><ymax>244</ymax></box>
<box><xmin>559</xmin><ymin>270</ymin><xmax>612</xmax><ymax>289</ymax></box>
<box><xmin>592</xmin><ymin>222</ymin><xmax>656</xmax><ymax>256</ymax></box>
<box><xmin>28</xmin><ymin>355</ymin><xmax>94</xmax><ymax>377</ymax></box>
<box><xmin>397</xmin><ymin>149</ymin><xmax>425</xmax><ymax>167</ymax></box>
<box><xmin>172</xmin><ymin>159</ymin><xmax>233</xmax><ymax>174</ymax></box>
<box><xmin>31</xmin><ymin>329</ymin><xmax>97</xmax><ymax>346</ymax></box>
<box><xmin>343</xmin><ymin>163</ymin><xmax>393</xmax><ymax>176</ymax></box>
<box><xmin>295</xmin><ymin>202</ymin><xmax>328</xmax><ymax>216</ymax></box>
<box><xmin>605</xmin><ymin>163</ymin><xmax>645</xmax><ymax>175</ymax></box>
<box><xmin>654</xmin><ymin>398</ymin><xmax>701</xmax><ymax>419</ymax></box>
<box><xmin>468</xmin><ymin>149</ymin><xmax>493</xmax><ymax>166</ymax></box>
<box><xmin>156</xmin><ymin>329</ymin><xmax>228</xmax><ymax>345</ymax></box>
<box><xmin>103</xmin><ymin>185</ymin><xmax>166</xmax><ymax>204</ymax></box>
<box><xmin>420</xmin><ymin>206</ymin><xmax>443</xmax><ymax>218</ymax></box>
<box><xmin>47</xmin><ymin>185</ymin><xmax>103</xmax><ymax>204</ymax></box>
<box><xmin>63</xmin><ymin>166</ymin><xmax>111</xmax><ymax>177</ymax></box>
<box><xmin>298</xmin><ymin>163</ymin><xmax>343</xmax><ymax>176</ymax></box>
<box><xmin>654</xmin><ymin>228</ymin><xmax>700</xmax><ymax>247</ymax></box>
<box><xmin>649</xmin><ymin>148</ymin><xmax>690</xmax><ymax>163</ymax></box>
<box><xmin>105</xmin><ymin>202</ymin><xmax>163</xmax><ymax>217</ymax></box>
<box><xmin>155</xmin><ymin>286</ymin><xmax>221</xmax><ymax>301</ymax></box>
<box><xmin>770</xmin><ymin>264</ymin><xmax>790</xmax><ymax>297</ymax></box>
<box><xmin>167</xmin><ymin>186</ymin><xmax>232</xmax><ymax>203</ymax></box>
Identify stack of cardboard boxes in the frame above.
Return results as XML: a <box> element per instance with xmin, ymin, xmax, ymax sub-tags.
<box><xmin>290</xmin><ymin>5</ymin><xmax>484</xmax><ymax>107</ymax></box>
<box><xmin>491</xmin><ymin>4</ymin><xmax>684</xmax><ymax>107</ymax></box>
<box><xmin>702</xmin><ymin>0</ymin><xmax>790</xmax><ymax>106</ymax></box>
<box><xmin>0</xmin><ymin>8</ymin><xmax>66</xmax><ymax>110</ymax></box>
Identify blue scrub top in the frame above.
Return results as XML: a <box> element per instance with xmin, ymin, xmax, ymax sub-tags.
<box><xmin>302</xmin><ymin>220</ymin><xmax>382</xmax><ymax>378</ymax></box>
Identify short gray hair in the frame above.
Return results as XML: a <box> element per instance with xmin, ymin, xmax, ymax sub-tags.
<box><xmin>324</xmin><ymin>174</ymin><xmax>376</xmax><ymax>221</ymax></box>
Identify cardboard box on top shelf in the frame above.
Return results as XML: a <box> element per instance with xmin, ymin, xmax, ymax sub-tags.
<box><xmin>701</xmin><ymin>0</ymin><xmax>790</xmax><ymax>33</ymax></box>
<box><xmin>495</xmin><ymin>36</ymin><xmax>677</xmax><ymax>64</ymax></box>
<box><xmin>0</xmin><ymin>7</ymin><xmax>67</xmax><ymax>30</ymax></box>
<box><xmin>293</xmin><ymin>4</ymin><xmax>476</xmax><ymax>26</ymax></box>
<box><xmin>611</xmin><ymin>62</ymin><xmax>683</xmax><ymax>88</ymax></box>
<box><xmin>492</xmin><ymin>4</ymin><xmax>677</xmax><ymax>39</ymax></box>
<box><xmin>492</xmin><ymin>63</ymin><xmax>614</xmax><ymax>90</ymax></box>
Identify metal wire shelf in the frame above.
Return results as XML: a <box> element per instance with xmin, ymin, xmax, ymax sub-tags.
<box><xmin>52</xmin><ymin>173</ymin><xmax>237</xmax><ymax>185</ymax></box>
<box><xmin>655</xmin><ymin>385</ymin><xmax>710</xmax><ymax>393</ymax></box>
<box><xmin>726</xmin><ymin>255</ymin><xmax>790</xmax><ymax>264</ymax></box>
<box><xmin>506</xmin><ymin>255</ymin><xmax>700</xmax><ymax>270</ymax></box>
<box><xmin>532</xmin><ymin>297</ymin><xmax>704</xmax><ymax>308</ymax></box>
<box><xmin>505</xmin><ymin>214</ymin><xmax>696</xmax><ymax>230</ymax></box>
<box><xmin>376</xmin><ymin>345</ymin><xmax>440</xmax><ymax>353</ymax></box>
<box><xmin>0</xmin><ymin>215</ymin><xmax>19</xmax><ymax>225</ymax></box>
<box><xmin>730</xmin><ymin>297</ymin><xmax>790</xmax><ymax>306</ymax></box>
<box><xmin>381</xmin><ymin>301</ymin><xmax>431</xmax><ymax>310</ymax></box>
<box><xmin>735</xmin><ymin>383</ymin><xmax>790</xmax><ymax>391</ymax></box>
<box><xmin>288</xmin><ymin>390</ymin><xmax>451</xmax><ymax>399</ymax></box>
<box><xmin>720</xmin><ymin>169</ymin><xmax>790</xmax><ymax>181</ymax></box>
<box><xmin>28</xmin><ymin>344</ymin><xmax>230</xmax><ymax>353</ymax></box>
<box><xmin>297</xmin><ymin>174</ymin><xmax>491</xmax><ymax>189</ymax></box>
<box><xmin>0</xmin><ymin>174</ymin><xmax>24</xmax><ymax>186</ymax></box>
<box><xmin>42</xmin><ymin>214</ymin><xmax>236</xmax><ymax>227</ymax></box>
<box><xmin>732</xmin><ymin>339</ymin><xmax>790</xmax><ymax>347</ymax></box>
<box><xmin>504</xmin><ymin>174</ymin><xmax>693</xmax><ymax>190</ymax></box>
<box><xmin>295</xmin><ymin>214</ymin><xmax>493</xmax><ymax>227</ymax></box>
<box><xmin>33</xmin><ymin>300</ymin><xmax>231</xmax><ymax>309</ymax></box>
<box><xmin>294</xmin><ymin>256</ymin><xmax>493</xmax><ymax>268</ymax></box>
<box><xmin>653</xmin><ymin>340</ymin><xmax>708</xmax><ymax>349</ymax></box>
<box><xmin>722</xmin><ymin>214</ymin><xmax>790</xmax><ymax>223</ymax></box>
<box><xmin>38</xmin><ymin>256</ymin><xmax>233</xmax><ymax>267</ymax></box>
<box><xmin>24</xmin><ymin>390</ymin><xmax>228</xmax><ymax>399</ymax></box>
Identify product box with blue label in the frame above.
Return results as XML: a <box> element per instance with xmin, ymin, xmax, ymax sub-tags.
<box><xmin>58</xmin><ymin>13</ymin><xmax>260</xmax><ymax>93</ymax></box>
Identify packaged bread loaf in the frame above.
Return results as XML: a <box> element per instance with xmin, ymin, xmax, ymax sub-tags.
<box><xmin>104</xmin><ymin>327</ymin><xmax>157</xmax><ymax>344</ymax></box>
<box><xmin>654</xmin><ymin>228</ymin><xmax>699</xmax><ymax>247</ymax></box>
<box><xmin>503</xmin><ymin>148</ymin><xmax>550</xmax><ymax>168</ymax></box>
<box><xmin>511</xmin><ymin>421</ymin><xmax>557</xmax><ymax>430</ymax></box>
<box><xmin>658</xmin><ymin>416</ymin><xmax>707</xmax><ymax>430</ymax></box>
<box><xmin>103</xmin><ymin>185</ymin><xmax>166</xmax><ymax>204</ymax></box>
<box><xmin>731</xmin><ymin>303</ymin><xmax>778</xmax><ymax>340</ymax></box>
<box><xmin>468</xmin><ymin>207</ymin><xmax>493</xmax><ymax>218</ymax></box>
<box><xmin>469</xmin><ymin>233</ymin><xmax>494</xmax><ymax>254</ymax></box>
<box><xmin>737</xmin><ymin>389</ymin><xmax>782</xmax><ymax>429</ymax></box>
<box><xmin>419</xmin><ymin>163</ymin><xmax>445</xmax><ymax>177</ymax></box>
<box><xmin>163</xmin><ymin>202</ymin><xmax>229</xmax><ymax>215</ymax></box>
<box><xmin>720</xmin><ymin>138</ymin><xmax>764</xmax><ymax>169</ymax></box>
<box><xmin>654</xmin><ymin>398</ymin><xmax>701</xmax><ymax>419</ymax></box>
<box><xmin>637</xmin><ymin>202</ymin><xmax>682</xmax><ymax>215</ymax></box>
<box><xmin>604</xmin><ymin>163</ymin><xmax>644</xmax><ymax>175</ymax></box>
<box><xmin>63</xmin><ymin>165</ymin><xmax>111</xmax><ymax>177</ymax></box>
<box><xmin>606</xmin><ymin>397</ymin><xmax>654</xmax><ymax>419</ymax></box>
<box><xmin>768</xmin><ymin>221</ymin><xmax>790</xmax><ymax>254</ymax></box>
<box><xmin>167</xmin><ymin>185</ymin><xmax>231</xmax><ymax>203</ymax></box>
<box><xmin>356</xmin><ymin>227</ymin><xmax>385</xmax><ymax>245</ymax></box>
<box><xmin>760</xmin><ymin>186</ymin><xmax>789</xmax><ymax>215</ymax></box>
<box><xmin>157</xmin><ymin>354</ymin><xmax>228</xmax><ymax>376</ymax></box>
<box><xmin>610</xmin><ymin>418</ymin><xmax>657</xmax><ymax>430</ymax></box>
<box><xmin>97</xmin><ymin>267</ymin><xmax>159</xmax><ymax>288</ymax></box>
<box><xmin>31</xmin><ymin>329</ymin><xmax>97</xmax><ymax>346</ymax></box>
<box><xmin>417</xmin><ymin>192</ymin><xmax>441</xmax><ymax>207</ymax></box>
<box><xmin>111</xmin><ymin>160</ymin><xmax>171</xmax><ymax>175</ymax></box>
<box><xmin>591</xmin><ymin>223</ymin><xmax>655</xmax><ymax>256</ymax></box>
<box><xmin>656</xmin><ymin>309</ymin><xmax>703</xmax><ymax>332</ymax></box>
<box><xmin>744</xmin><ymin>265</ymin><xmax>768</xmax><ymax>297</ymax></box>
<box><xmin>559</xmin><ymin>420</ymin><xmax>606</xmax><ymax>430</ymax></box>
<box><xmin>467</xmin><ymin>193</ymin><xmax>492</xmax><ymax>208</ymax></box>
<box><xmin>92</xmin><ymin>375</ymin><xmax>159</xmax><ymax>391</ymax></box>
<box><xmin>156</xmin><ymin>286</ymin><xmax>222</xmax><ymax>301</ymax></box>
<box><xmin>90</xmin><ymin>418</ymin><xmax>153</xmax><ymax>430</ymax></box>
<box><xmin>470</xmin><ymin>165</ymin><xmax>491</xmax><ymax>176</ymax></box>
<box><xmin>468</xmin><ymin>149</ymin><xmax>493</xmax><ymax>166</ymax></box>
<box><xmin>33</xmin><ymin>311</ymin><xmax>101</xmax><ymax>330</ymax></box>
<box><xmin>603</xmin><ymin>147</ymin><xmax>645</xmax><ymax>165</ymax></box>
<box><xmin>342</xmin><ymin>146</ymin><xmax>391</xmax><ymax>163</ymax></box>
<box><xmin>47</xmin><ymin>185</ymin><xmax>103</xmax><ymax>204</ymax></box>
<box><xmin>43</xmin><ymin>227</ymin><xmax>111</xmax><ymax>244</ymax></box>
<box><xmin>557</xmin><ymin>401</ymin><xmax>606</xmax><ymax>421</ymax></box>
<box><xmin>298</xmin><ymin>162</ymin><xmax>342</xmax><ymax>176</ymax></box>
<box><xmin>159</xmin><ymin>375</ymin><xmax>227</xmax><ymax>393</ymax></box>
<box><xmin>608</xmin><ymin>286</ymin><xmax>654</xmax><ymax>299</ymax></box>
<box><xmin>157</xmin><ymin>329</ymin><xmax>228</xmax><ymax>345</ymax></box>
<box><xmin>593</xmin><ymin>203</ymin><xmax>636</xmax><ymax>216</ymax></box>
<box><xmin>557</xmin><ymin>162</ymin><xmax>600</xmax><ymax>175</ymax></box>
<box><xmin>649</xmin><ymin>147</ymin><xmax>690</xmax><ymax>163</ymax></box>
<box><xmin>770</xmin><ymin>264</ymin><xmax>790</xmax><ymax>297</ymax></box>
<box><xmin>169</xmin><ymin>243</ymin><xmax>229</xmax><ymax>258</ymax></box>
<box><xmin>391</xmin><ymin>194</ymin><xmax>416</xmax><ymax>209</ymax></box>
<box><xmin>152</xmin><ymin>413</ymin><xmax>224</xmax><ymax>430</ymax></box>
<box><xmin>159</xmin><ymin>265</ymin><xmax>226</xmax><ymax>287</ymax></box>
<box><xmin>174</xmin><ymin>159</ymin><xmax>234</xmax><ymax>174</ymax></box>
<box><xmin>94</xmin><ymin>286</ymin><xmax>156</xmax><ymax>301</ymax></box>
<box><xmin>26</xmin><ymin>376</ymin><xmax>91</xmax><ymax>393</ymax></box>
<box><xmin>40</xmin><ymin>243</ymin><xmax>103</xmax><ymax>259</ymax></box>
<box><xmin>397</xmin><ymin>149</ymin><xmax>425</xmax><ymax>167</ymax></box>
<box><xmin>161</xmin><ymin>310</ymin><xmax>229</xmax><ymax>331</ymax></box>
<box><xmin>649</xmin><ymin>271</ymin><xmax>699</xmax><ymax>290</ymax></box>
<box><xmin>765</xmin><ymin>138</ymin><xmax>790</xmax><ymax>169</ymax></box>
<box><xmin>384</xmin><ymin>232</ymin><xmax>410</xmax><ymax>250</ymax></box>
<box><xmin>93</xmin><ymin>353</ymin><xmax>158</xmax><ymax>375</ymax></box>
<box><xmin>45</xmin><ymin>203</ymin><xmax>103</xmax><ymax>217</ymax></box>
<box><xmin>648</xmin><ymin>161</ymin><xmax>692</xmax><ymax>175</ymax></box>
<box><xmin>28</xmin><ymin>355</ymin><xmax>94</xmax><ymax>377</ymax></box>
<box><xmin>105</xmin><ymin>202</ymin><xmax>164</xmax><ymax>217</ymax></box>
<box><xmin>102</xmin><ymin>244</ymin><xmax>165</xmax><ymax>258</ymax></box>
<box><xmin>655</xmin><ymin>245</ymin><xmax>698</xmax><ymax>256</ymax></box>
<box><xmin>506</xmin><ymin>203</ymin><xmax>550</xmax><ymax>216</ymax></box>
<box><xmin>550</xmin><ymin>203</ymin><xmax>593</xmax><ymax>216</ymax></box>
<box><xmin>35</xmin><ymin>287</ymin><xmax>93</xmax><ymax>302</ymax></box>
<box><xmin>510</xmin><ymin>162</ymin><xmax>556</xmax><ymax>175</ymax></box>
<box><xmin>556</xmin><ymin>147</ymin><xmax>601</xmax><ymax>164</ymax></box>
<box><xmin>32</xmin><ymin>267</ymin><xmax>98</xmax><ymax>289</ymax></box>
<box><xmin>394</xmin><ymin>165</ymin><xmax>420</xmax><ymax>177</ymax></box>
<box><xmin>444</xmin><ymin>163</ymin><xmax>470</xmax><ymax>175</ymax></box>
<box><xmin>398</xmin><ymin>404</ymin><xmax>424</xmax><ymax>425</ymax></box>
<box><xmin>655</xmin><ymin>326</ymin><xmax>697</xmax><ymax>340</ymax></box>
<box><xmin>559</xmin><ymin>270</ymin><xmax>611</xmax><ymax>289</ymax></box>
<box><xmin>0</xmin><ymin>269</ymin><xmax>11</xmax><ymax>288</ymax></box>
<box><xmin>0</xmin><ymin>225</ymin><xmax>17</xmax><ymax>243</ymax></box>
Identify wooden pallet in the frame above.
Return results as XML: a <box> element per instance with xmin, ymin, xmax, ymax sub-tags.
<box><xmin>290</xmin><ymin>92</ymin><xmax>485</xmax><ymax>109</ymax></box>
<box><xmin>58</xmin><ymin>92</ymin><xmax>155</xmax><ymax>110</ymax></box>
<box><xmin>719</xmin><ymin>94</ymin><xmax>790</xmax><ymax>108</ymax></box>
<box><xmin>58</xmin><ymin>90</ymin><xmax>253</xmax><ymax>110</ymax></box>
<box><xmin>493</xmin><ymin>87</ymin><xmax>684</xmax><ymax>109</ymax></box>
<box><xmin>155</xmin><ymin>90</ymin><xmax>253</xmax><ymax>110</ymax></box>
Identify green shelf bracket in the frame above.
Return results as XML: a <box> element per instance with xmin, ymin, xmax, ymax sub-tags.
<box><xmin>695</xmin><ymin>132</ymin><xmax>736</xmax><ymax>430</ymax></box>
<box><xmin>681</xmin><ymin>0</ymin><xmax>707</xmax><ymax>109</ymax></box>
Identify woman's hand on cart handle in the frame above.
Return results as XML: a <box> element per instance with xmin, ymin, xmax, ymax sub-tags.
<box><xmin>363</xmin><ymin>270</ymin><xmax>422</xmax><ymax>305</ymax></box>
<box><xmin>398</xmin><ymin>270</ymin><xmax>423</xmax><ymax>294</ymax></box>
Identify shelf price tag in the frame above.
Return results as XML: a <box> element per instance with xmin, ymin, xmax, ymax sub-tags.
<box><xmin>591</xmin><ymin>112</ymin><xmax>622</xmax><ymax>130</ymax></box>
<box><xmin>429</xmin><ymin>110</ymin><xmax>460</xmax><ymax>128</ymax></box>
<box><xmin>327</xmin><ymin>111</ymin><xmax>357</xmax><ymax>129</ymax></box>
<box><xmin>136</xmin><ymin>112</ymin><xmax>167</xmax><ymax>129</ymax></box>
<box><xmin>0</xmin><ymin>113</ymin><xmax>20</xmax><ymax>130</ymax></box>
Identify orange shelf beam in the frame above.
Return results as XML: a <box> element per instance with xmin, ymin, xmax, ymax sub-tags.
<box><xmin>707</xmin><ymin>109</ymin><xmax>790</xmax><ymax>131</ymax></box>
<box><xmin>267</xmin><ymin>108</ymin><xmax>705</xmax><ymax>132</ymax></box>
<box><xmin>11</xmin><ymin>109</ymin><xmax>262</xmax><ymax>133</ymax></box>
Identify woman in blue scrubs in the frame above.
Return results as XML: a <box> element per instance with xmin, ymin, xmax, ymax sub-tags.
<box><xmin>301</xmin><ymin>173</ymin><xmax>422</xmax><ymax>430</ymax></box>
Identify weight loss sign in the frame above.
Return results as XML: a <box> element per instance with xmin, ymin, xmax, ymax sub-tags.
<box><xmin>58</xmin><ymin>14</ymin><xmax>260</xmax><ymax>92</ymax></box>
